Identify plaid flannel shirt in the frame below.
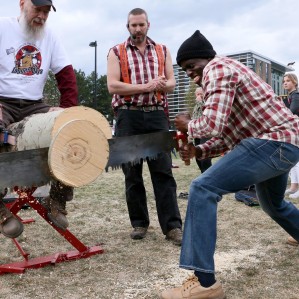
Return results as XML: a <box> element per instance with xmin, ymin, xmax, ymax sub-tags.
<box><xmin>111</xmin><ymin>37</ymin><xmax>168</xmax><ymax>110</ymax></box>
<box><xmin>189</xmin><ymin>56</ymin><xmax>299</xmax><ymax>159</ymax></box>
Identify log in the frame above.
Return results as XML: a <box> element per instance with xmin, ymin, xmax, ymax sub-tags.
<box><xmin>49</xmin><ymin>119</ymin><xmax>108</xmax><ymax>187</ymax></box>
<box><xmin>51</xmin><ymin>106</ymin><xmax>112</xmax><ymax>140</ymax></box>
<box><xmin>6</xmin><ymin>106</ymin><xmax>111</xmax><ymax>187</ymax></box>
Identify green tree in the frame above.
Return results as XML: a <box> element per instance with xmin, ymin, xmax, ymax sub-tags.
<box><xmin>97</xmin><ymin>75</ymin><xmax>114</xmax><ymax>123</ymax></box>
<box><xmin>43</xmin><ymin>71</ymin><xmax>60</xmax><ymax>106</ymax></box>
<box><xmin>75</xmin><ymin>69</ymin><xmax>93</xmax><ymax>106</ymax></box>
<box><xmin>184</xmin><ymin>81</ymin><xmax>197</xmax><ymax>115</ymax></box>
<box><xmin>84</xmin><ymin>72</ymin><xmax>114</xmax><ymax>123</ymax></box>
<box><xmin>43</xmin><ymin>69</ymin><xmax>113</xmax><ymax>124</ymax></box>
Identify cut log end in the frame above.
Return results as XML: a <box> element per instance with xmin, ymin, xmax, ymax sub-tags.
<box><xmin>48</xmin><ymin>119</ymin><xmax>109</xmax><ymax>187</ymax></box>
<box><xmin>52</xmin><ymin>106</ymin><xmax>112</xmax><ymax>140</ymax></box>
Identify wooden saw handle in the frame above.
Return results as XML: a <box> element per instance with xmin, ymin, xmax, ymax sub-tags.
<box><xmin>176</xmin><ymin>132</ymin><xmax>190</xmax><ymax>166</ymax></box>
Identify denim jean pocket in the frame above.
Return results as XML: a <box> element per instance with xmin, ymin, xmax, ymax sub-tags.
<box><xmin>270</xmin><ymin>143</ymin><xmax>297</xmax><ymax>171</ymax></box>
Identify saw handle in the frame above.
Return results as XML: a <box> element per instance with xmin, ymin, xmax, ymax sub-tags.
<box><xmin>176</xmin><ymin>132</ymin><xmax>190</xmax><ymax>166</ymax></box>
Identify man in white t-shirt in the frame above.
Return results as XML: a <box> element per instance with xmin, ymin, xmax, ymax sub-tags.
<box><xmin>0</xmin><ymin>0</ymin><xmax>78</xmax><ymax>238</ymax></box>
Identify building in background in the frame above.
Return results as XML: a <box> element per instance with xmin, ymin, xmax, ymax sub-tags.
<box><xmin>226</xmin><ymin>50</ymin><xmax>294</xmax><ymax>96</ymax></box>
<box><xmin>167</xmin><ymin>50</ymin><xmax>295</xmax><ymax>123</ymax></box>
<box><xmin>167</xmin><ymin>64</ymin><xmax>190</xmax><ymax>126</ymax></box>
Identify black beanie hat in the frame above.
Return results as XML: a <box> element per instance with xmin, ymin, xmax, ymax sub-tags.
<box><xmin>176</xmin><ymin>30</ymin><xmax>216</xmax><ymax>66</ymax></box>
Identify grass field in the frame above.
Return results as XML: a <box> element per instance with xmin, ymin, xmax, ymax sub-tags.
<box><xmin>0</xmin><ymin>157</ymin><xmax>298</xmax><ymax>299</ymax></box>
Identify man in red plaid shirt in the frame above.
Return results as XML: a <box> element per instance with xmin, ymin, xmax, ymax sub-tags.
<box><xmin>160</xmin><ymin>30</ymin><xmax>299</xmax><ymax>299</ymax></box>
<box><xmin>107</xmin><ymin>8</ymin><xmax>182</xmax><ymax>246</ymax></box>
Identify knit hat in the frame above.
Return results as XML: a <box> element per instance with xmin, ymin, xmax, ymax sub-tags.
<box><xmin>176</xmin><ymin>30</ymin><xmax>216</xmax><ymax>66</ymax></box>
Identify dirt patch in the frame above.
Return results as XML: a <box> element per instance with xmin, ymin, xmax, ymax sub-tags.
<box><xmin>0</xmin><ymin>157</ymin><xmax>298</xmax><ymax>299</ymax></box>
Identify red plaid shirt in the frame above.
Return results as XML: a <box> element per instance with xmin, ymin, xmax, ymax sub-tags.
<box><xmin>111</xmin><ymin>37</ymin><xmax>168</xmax><ymax>109</ymax></box>
<box><xmin>189</xmin><ymin>56</ymin><xmax>299</xmax><ymax>159</ymax></box>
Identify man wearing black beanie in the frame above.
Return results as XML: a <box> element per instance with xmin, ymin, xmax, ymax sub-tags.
<box><xmin>176</xmin><ymin>30</ymin><xmax>216</xmax><ymax>63</ymax></box>
<box><xmin>160</xmin><ymin>30</ymin><xmax>299</xmax><ymax>299</ymax></box>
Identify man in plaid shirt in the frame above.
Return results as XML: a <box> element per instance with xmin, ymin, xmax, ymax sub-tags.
<box><xmin>107</xmin><ymin>8</ymin><xmax>182</xmax><ymax>246</ymax></box>
<box><xmin>160</xmin><ymin>30</ymin><xmax>299</xmax><ymax>299</ymax></box>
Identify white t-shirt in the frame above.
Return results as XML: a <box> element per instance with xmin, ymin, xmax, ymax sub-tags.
<box><xmin>0</xmin><ymin>17</ymin><xmax>71</xmax><ymax>100</ymax></box>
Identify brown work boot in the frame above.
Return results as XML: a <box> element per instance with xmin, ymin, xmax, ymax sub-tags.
<box><xmin>42</xmin><ymin>196</ymin><xmax>68</xmax><ymax>230</ymax></box>
<box><xmin>130</xmin><ymin>227</ymin><xmax>148</xmax><ymax>240</ymax></box>
<box><xmin>160</xmin><ymin>275</ymin><xmax>226</xmax><ymax>299</ymax></box>
<box><xmin>42</xmin><ymin>181</ymin><xmax>73</xmax><ymax>230</ymax></box>
<box><xmin>287</xmin><ymin>236</ymin><xmax>299</xmax><ymax>246</ymax></box>
<box><xmin>0</xmin><ymin>200</ymin><xmax>23</xmax><ymax>238</ymax></box>
<box><xmin>166</xmin><ymin>228</ymin><xmax>183</xmax><ymax>246</ymax></box>
<box><xmin>50</xmin><ymin>181</ymin><xmax>73</xmax><ymax>202</ymax></box>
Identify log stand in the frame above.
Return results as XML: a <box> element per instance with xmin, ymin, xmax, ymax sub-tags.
<box><xmin>0</xmin><ymin>187</ymin><xmax>104</xmax><ymax>275</ymax></box>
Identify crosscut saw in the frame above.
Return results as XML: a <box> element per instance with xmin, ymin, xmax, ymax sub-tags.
<box><xmin>0</xmin><ymin>131</ymin><xmax>178</xmax><ymax>189</ymax></box>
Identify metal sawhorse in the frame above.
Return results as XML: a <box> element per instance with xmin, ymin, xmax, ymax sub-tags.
<box><xmin>0</xmin><ymin>187</ymin><xmax>104</xmax><ymax>275</ymax></box>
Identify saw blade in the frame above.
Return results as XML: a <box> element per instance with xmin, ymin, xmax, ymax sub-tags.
<box><xmin>0</xmin><ymin>131</ymin><xmax>178</xmax><ymax>188</ymax></box>
<box><xmin>106</xmin><ymin>131</ymin><xmax>177</xmax><ymax>170</ymax></box>
<box><xmin>0</xmin><ymin>147</ymin><xmax>51</xmax><ymax>189</ymax></box>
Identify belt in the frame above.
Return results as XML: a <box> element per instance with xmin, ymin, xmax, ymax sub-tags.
<box><xmin>118</xmin><ymin>105</ymin><xmax>164</xmax><ymax>112</ymax></box>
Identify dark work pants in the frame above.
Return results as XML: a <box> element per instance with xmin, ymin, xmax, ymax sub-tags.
<box><xmin>115</xmin><ymin>109</ymin><xmax>182</xmax><ymax>234</ymax></box>
<box><xmin>0</xmin><ymin>98</ymin><xmax>73</xmax><ymax>201</ymax></box>
<box><xmin>194</xmin><ymin>138</ymin><xmax>212</xmax><ymax>173</ymax></box>
<box><xmin>0</xmin><ymin>98</ymin><xmax>51</xmax><ymax>127</ymax></box>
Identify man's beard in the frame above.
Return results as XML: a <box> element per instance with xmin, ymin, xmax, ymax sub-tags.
<box><xmin>130</xmin><ymin>28</ymin><xmax>148</xmax><ymax>45</ymax></box>
<box><xmin>130</xmin><ymin>33</ymin><xmax>146</xmax><ymax>45</ymax></box>
<box><xmin>19</xmin><ymin>9</ymin><xmax>46</xmax><ymax>42</ymax></box>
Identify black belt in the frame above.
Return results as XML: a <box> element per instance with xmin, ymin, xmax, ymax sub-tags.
<box><xmin>118</xmin><ymin>105</ymin><xmax>164</xmax><ymax>112</ymax></box>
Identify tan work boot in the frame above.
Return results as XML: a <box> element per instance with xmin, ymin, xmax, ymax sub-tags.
<box><xmin>42</xmin><ymin>196</ymin><xmax>68</xmax><ymax>230</ymax></box>
<box><xmin>287</xmin><ymin>236</ymin><xmax>299</xmax><ymax>246</ymax></box>
<box><xmin>160</xmin><ymin>275</ymin><xmax>226</xmax><ymax>299</ymax></box>
<box><xmin>0</xmin><ymin>200</ymin><xmax>23</xmax><ymax>238</ymax></box>
<box><xmin>165</xmin><ymin>228</ymin><xmax>183</xmax><ymax>246</ymax></box>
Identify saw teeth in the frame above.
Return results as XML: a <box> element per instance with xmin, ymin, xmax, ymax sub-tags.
<box><xmin>105</xmin><ymin>155</ymin><xmax>159</xmax><ymax>172</ymax></box>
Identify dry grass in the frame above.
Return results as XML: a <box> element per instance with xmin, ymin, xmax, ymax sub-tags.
<box><xmin>0</xmin><ymin>157</ymin><xmax>298</xmax><ymax>299</ymax></box>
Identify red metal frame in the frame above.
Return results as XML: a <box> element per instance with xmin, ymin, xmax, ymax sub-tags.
<box><xmin>0</xmin><ymin>187</ymin><xmax>104</xmax><ymax>275</ymax></box>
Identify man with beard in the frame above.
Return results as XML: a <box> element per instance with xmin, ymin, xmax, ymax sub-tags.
<box><xmin>159</xmin><ymin>30</ymin><xmax>299</xmax><ymax>299</ymax></box>
<box><xmin>0</xmin><ymin>0</ymin><xmax>78</xmax><ymax>239</ymax></box>
<box><xmin>107</xmin><ymin>8</ymin><xmax>182</xmax><ymax>245</ymax></box>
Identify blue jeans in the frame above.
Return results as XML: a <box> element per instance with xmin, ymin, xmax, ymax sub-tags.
<box><xmin>180</xmin><ymin>138</ymin><xmax>299</xmax><ymax>273</ymax></box>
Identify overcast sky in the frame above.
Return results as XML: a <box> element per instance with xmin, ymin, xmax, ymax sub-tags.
<box><xmin>2</xmin><ymin>0</ymin><xmax>299</xmax><ymax>77</ymax></box>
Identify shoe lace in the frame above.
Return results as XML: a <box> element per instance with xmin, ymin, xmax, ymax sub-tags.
<box><xmin>48</xmin><ymin>197</ymin><xmax>67</xmax><ymax>215</ymax></box>
<box><xmin>54</xmin><ymin>200</ymin><xmax>67</xmax><ymax>214</ymax></box>
<box><xmin>182</xmin><ymin>274</ymin><xmax>199</xmax><ymax>290</ymax></box>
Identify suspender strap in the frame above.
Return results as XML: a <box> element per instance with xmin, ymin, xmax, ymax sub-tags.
<box><xmin>154</xmin><ymin>44</ymin><xmax>165</xmax><ymax>102</ymax></box>
<box><xmin>0</xmin><ymin>104</ymin><xmax>3</xmax><ymax>122</ymax></box>
<box><xmin>119</xmin><ymin>43</ymin><xmax>165</xmax><ymax>103</ymax></box>
<box><xmin>119</xmin><ymin>43</ymin><xmax>131</xmax><ymax>102</ymax></box>
<box><xmin>155</xmin><ymin>44</ymin><xmax>164</xmax><ymax>76</ymax></box>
